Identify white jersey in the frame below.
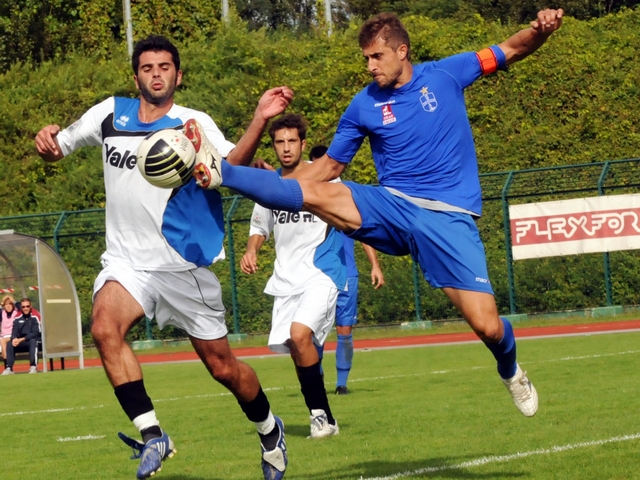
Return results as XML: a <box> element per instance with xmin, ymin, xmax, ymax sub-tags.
<box><xmin>250</xmin><ymin>197</ymin><xmax>346</xmax><ymax>296</ymax></box>
<box><xmin>56</xmin><ymin>96</ymin><xmax>235</xmax><ymax>271</ymax></box>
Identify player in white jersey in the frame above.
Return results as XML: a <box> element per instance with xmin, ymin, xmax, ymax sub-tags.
<box><xmin>34</xmin><ymin>35</ymin><xmax>291</xmax><ymax>480</ymax></box>
<box><xmin>240</xmin><ymin>114</ymin><xmax>344</xmax><ymax>439</ymax></box>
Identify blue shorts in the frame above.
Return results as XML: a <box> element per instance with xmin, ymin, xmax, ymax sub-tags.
<box><xmin>336</xmin><ymin>276</ymin><xmax>359</xmax><ymax>327</ymax></box>
<box><xmin>343</xmin><ymin>183</ymin><xmax>493</xmax><ymax>294</ymax></box>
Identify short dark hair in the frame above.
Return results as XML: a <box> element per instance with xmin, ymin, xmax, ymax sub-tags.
<box><xmin>268</xmin><ymin>114</ymin><xmax>307</xmax><ymax>142</ymax></box>
<box><xmin>359</xmin><ymin>12</ymin><xmax>411</xmax><ymax>61</ymax></box>
<box><xmin>309</xmin><ymin>145</ymin><xmax>328</xmax><ymax>161</ymax></box>
<box><xmin>132</xmin><ymin>35</ymin><xmax>181</xmax><ymax>74</ymax></box>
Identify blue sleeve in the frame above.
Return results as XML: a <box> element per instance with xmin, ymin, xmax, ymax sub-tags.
<box><xmin>327</xmin><ymin>96</ymin><xmax>368</xmax><ymax>164</ymax></box>
<box><xmin>433</xmin><ymin>45</ymin><xmax>506</xmax><ymax>89</ymax></box>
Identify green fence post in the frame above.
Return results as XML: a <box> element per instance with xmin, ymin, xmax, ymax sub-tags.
<box><xmin>145</xmin><ymin>316</ymin><xmax>153</xmax><ymax>340</ymax></box>
<box><xmin>225</xmin><ymin>196</ymin><xmax>241</xmax><ymax>334</ymax></box>
<box><xmin>53</xmin><ymin>211</ymin><xmax>69</xmax><ymax>253</ymax></box>
<box><xmin>412</xmin><ymin>260</ymin><xmax>422</xmax><ymax>321</ymax></box>
<box><xmin>598</xmin><ymin>162</ymin><xmax>613</xmax><ymax>306</ymax></box>
<box><xmin>501</xmin><ymin>171</ymin><xmax>517</xmax><ymax>314</ymax></box>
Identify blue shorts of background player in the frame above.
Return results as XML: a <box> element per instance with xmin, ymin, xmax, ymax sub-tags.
<box><xmin>336</xmin><ymin>277</ymin><xmax>359</xmax><ymax>329</ymax></box>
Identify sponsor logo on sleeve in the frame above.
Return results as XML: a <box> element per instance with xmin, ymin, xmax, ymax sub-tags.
<box><xmin>66</xmin><ymin>120</ymin><xmax>82</xmax><ymax>133</ymax></box>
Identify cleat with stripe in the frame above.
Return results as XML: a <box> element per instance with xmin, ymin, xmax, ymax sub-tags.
<box><xmin>118</xmin><ymin>430</ymin><xmax>176</xmax><ymax>479</ymax></box>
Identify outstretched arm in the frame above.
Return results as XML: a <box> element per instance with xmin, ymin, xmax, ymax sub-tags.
<box><xmin>240</xmin><ymin>234</ymin><xmax>267</xmax><ymax>274</ymax></box>
<box><xmin>498</xmin><ymin>8</ymin><xmax>563</xmax><ymax>66</ymax></box>
<box><xmin>226</xmin><ymin>86</ymin><xmax>294</xmax><ymax>166</ymax></box>
<box><xmin>361</xmin><ymin>243</ymin><xmax>384</xmax><ymax>289</ymax></box>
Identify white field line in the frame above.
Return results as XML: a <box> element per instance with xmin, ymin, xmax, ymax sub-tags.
<box><xmin>57</xmin><ymin>434</ymin><xmax>106</xmax><ymax>442</ymax></box>
<box><xmin>359</xmin><ymin>432</ymin><xmax>640</xmax><ymax>480</ymax></box>
<box><xmin>0</xmin><ymin>405</ymin><xmax>104</xmax><ymax>417</ymax></box>
<box><xmin>5</xmin><ymin>348</ymin><xmax>640</xmax><ymax>416</ymax></box>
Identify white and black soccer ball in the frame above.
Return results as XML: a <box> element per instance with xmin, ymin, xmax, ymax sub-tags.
<box><xmin>137</xmin><ymin>129</ymin><xmax>196</xmax><ymax>189</ymax></box>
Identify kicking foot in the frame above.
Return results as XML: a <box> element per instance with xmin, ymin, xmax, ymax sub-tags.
<box><xmin>183</xmin><ymin>119</ymin><xmax>223</xmax><ymax>189</ymax></box>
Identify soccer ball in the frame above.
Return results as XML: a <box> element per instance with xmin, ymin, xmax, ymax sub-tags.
<box><xmin>137</xmin><ymin>129</ymin><xmax>196</xmax><ymax>189</ymax></box>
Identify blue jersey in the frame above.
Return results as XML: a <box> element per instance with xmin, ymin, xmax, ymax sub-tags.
<box><xmin>327</xmin><ymin>47</ymin><xmax>506</xmax><ymax>216</ymax></box>
<box><xmin>341</xmin><ymin>233</ymin><xmax>358</xmax><ymax>278</ymax></box>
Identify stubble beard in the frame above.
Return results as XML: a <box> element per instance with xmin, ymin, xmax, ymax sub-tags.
<box><xmin>279</xmin><ymin>156</ymin><xmax>301</xmax><ymax>170</ymax></box>
<box><xmin>374</xmin><ymin>65</ymin><xmax>403</xmax><ymax>89</ymax></box>
<box><xmin>140</xmin><ymin>82</ymin><xmax>176</xmax><ymax>106</ymax></box>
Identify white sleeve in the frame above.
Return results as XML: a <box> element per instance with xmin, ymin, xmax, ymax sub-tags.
<box><xmin>188</xmin><ymin>111</ymin><xmax>236</xmax><ymax>158</ymax></box>
<box><xmin>248</xmin><ymin>203</ymin><xmax>273</xmax><ymax>240</ymax></box>
<box><xmin>56</xmin><ymin>97</ymin><xmax>114</xmax><ymax>156</ymax></box>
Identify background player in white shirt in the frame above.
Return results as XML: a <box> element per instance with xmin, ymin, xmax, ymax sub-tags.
<box><xmin>34</xmin><ymin>35</ymin><xmax>291</xmax><ymax>480</ymax></box>
<box><xmin>240</xmin><ymin>114</ymin><xmax>344</xmax><ymax>438</ymax></box>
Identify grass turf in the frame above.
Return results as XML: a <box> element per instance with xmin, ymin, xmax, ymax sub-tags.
<box><xmin>3</xmin><ymin>330</ymin><xmax>640</xmax><ymax>479</ymax></box>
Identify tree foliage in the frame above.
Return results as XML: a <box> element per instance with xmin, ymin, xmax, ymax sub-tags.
<box><xmin>2</xmin><ymin>9</ymin><xmax>640</xmax><ymax>336</ymax></box>
<box><xmin>3</xmin><ymin>0</ymin><xmax>640</xmax><ymax>72</ymax></box>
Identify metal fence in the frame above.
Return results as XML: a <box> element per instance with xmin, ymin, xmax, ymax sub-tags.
<box><xmin>2</xmin><ymin>158</ymin><xmax>639</xmax><ymax>335</ymax></box>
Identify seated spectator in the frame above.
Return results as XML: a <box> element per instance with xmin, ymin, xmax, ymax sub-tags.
<box><xmin>2</xmin><ymin>298</ymin><xmax>41</xmax><ymax>375</ymax></box>
<box><xmin>1</xmin><ymin>295</ymin><xmax>20</xmax><ymax>370</ymax></box>
<box><xmin>14</xmin><ymin>300</ymin><xmax>41</xmax><ymax>321</ymax></box>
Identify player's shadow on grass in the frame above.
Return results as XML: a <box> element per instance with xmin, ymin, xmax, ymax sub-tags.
<box><xmin>160</xmin><ymin>476</ymin><xmax>217</xmax><ymax>480</ymax></box>
<box><xmin>285</xmin><ymin>422</ymin><xmax>317</xmax><ymax>437</ymax></box>
<box><xmin>297</xmin><ymin>456</ymin><xmax>527</xmax><ymax>479</ymax></box>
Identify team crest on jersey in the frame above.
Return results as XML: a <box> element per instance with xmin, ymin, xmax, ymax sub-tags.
<box><xmin>381</xmin><ymin>104</ymin><xmax>397</xmax><ymax>125</ymax></box>
<box><xmin>115</xmin><ymin>115</ymin><xmax>130</xmax><ymax>127</ymax></box>
<box><xmin>420</xmin><ymin>86</ymin><xmax>438</xmax><ymax>112</ymax></box>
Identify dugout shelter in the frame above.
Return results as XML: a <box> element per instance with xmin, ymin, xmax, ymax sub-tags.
<box><xmin>0</xmin><ymin>230</ymin><xmax>84</xmax><ymax>371</ymax></box>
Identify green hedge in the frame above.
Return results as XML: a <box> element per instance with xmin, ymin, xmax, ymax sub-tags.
<box><xmin>2</xmin><ymin>10</ymin><xmax>640</xmax><ymax>337</ymax></box>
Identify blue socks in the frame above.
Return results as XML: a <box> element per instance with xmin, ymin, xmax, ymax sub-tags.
<box><xmin>484</xmin><ymin>318</ymin><xmax>517</xmax><ymax>379</ymax></box>
<box><xmin>336</xmin><ymin>333</ymin><xmax>354</xmax><ymax>387</ymax></box>
<box><xmin>221</xmin><ymin>162</ymin><xmax>304</xmax><ymax>211</ymax></box>
<box><xmin>315</xmin><ymin>342</ymin><xmax>324</xmax><ymax>375</ymax></box>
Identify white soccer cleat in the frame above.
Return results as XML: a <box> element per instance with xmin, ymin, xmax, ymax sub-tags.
<box><xmin>29</xmin><ymin>366</ymin><xmax>37</xmax><ymax>374</ymax></box>
<box><xmin>1</xmin><ymin>368</ymin><xmax>13</xmax><ymax>376</ymax></box>
<box><xmin>183</xmin><ymin>119</ymin><xmax>223</xmax><ymax>190</ymax></box>
<box><xmin>308</xmin><ymin>409</ymin><xmax>339</xmax><ymax>439</ymax></box>
<box><xmin>502</xmin><ymin>364</ymin><xmax>538</xmax><ymax>417</ymax></box>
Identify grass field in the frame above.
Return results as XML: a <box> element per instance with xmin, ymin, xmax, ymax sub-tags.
<box><xmin>4</xmin><ymin>330</ymin><xmax>640</xmax><ymax>479</ymax></box>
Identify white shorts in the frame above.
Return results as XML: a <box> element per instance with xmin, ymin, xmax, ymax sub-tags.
<box><xmin>268</xmin><ymin>284</ymin><xmax>338</xmax><ymax>354</ymax></box>
<box><xmin>93</xmin><ymin>260</ymin><xmax>227</xmax><ymax>340</ymax></box>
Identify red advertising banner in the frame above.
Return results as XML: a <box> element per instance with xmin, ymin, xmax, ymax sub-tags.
<box><xmin>509</xmin><ymin>194</ymin><xmax>640</xmax><ymax>260</ymax></box>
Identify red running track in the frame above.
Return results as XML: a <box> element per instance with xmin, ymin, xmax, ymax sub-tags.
<box><xmin>11</xmin><ymin>320</ymin><xmax>640</xmax><ymax>373</ymax></box>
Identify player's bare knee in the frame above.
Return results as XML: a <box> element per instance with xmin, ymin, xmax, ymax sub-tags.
<box><xmin>91</xmin><ymin>312</ymin><xmax>130</xmax><ymax>346</ymax></box>
<box><xmin>475</xmin><ymin>323</ymin><xmax>502</xmax><ymax>343</ymax></box>
<box><xmin>289</xmin><ymin>331</ymin><xmax>313</xmax><ymax>351</ymax></box>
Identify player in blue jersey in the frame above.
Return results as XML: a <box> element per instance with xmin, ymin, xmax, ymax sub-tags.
<box><xmin>190</xmin><ymin>8</ymin><xmax>565</xmax><ymax>418</ymax></box>
<box><xmin>35</xmin><ymin>36</ymin><xmax>290</xmax><ymax>480</ymax></box>
<box><xmin>240</xmin><ymin>115</ymin><xmax>344</xmax><ymax>438</ymax></box>
<box><xmin>309</xmin><ymin>145</ymin><xmax>385</xmax><ymax>395</ymax></box>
